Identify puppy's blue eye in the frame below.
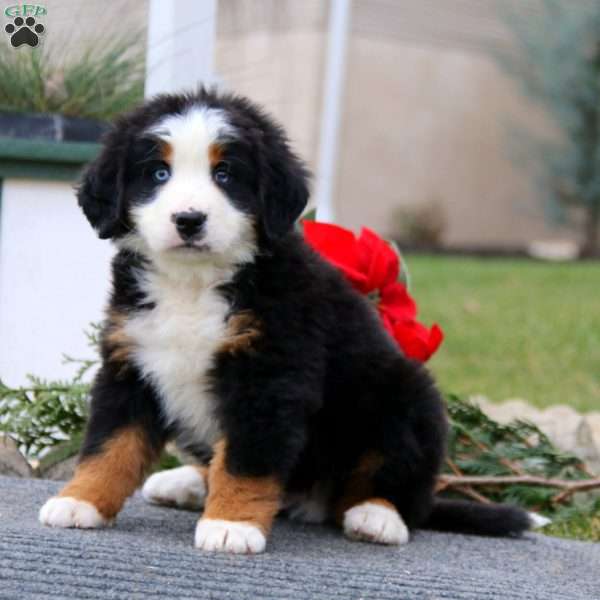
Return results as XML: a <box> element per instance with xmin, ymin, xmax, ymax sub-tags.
<box><xmin>213</xmin><ymin>165</ymin><xmax>231</xmax><ymax>185</ymax></box>
<box><xmin>152</xmin><ymin>167</ymin><xmax>171</xmax><ymax>183</ymax></box>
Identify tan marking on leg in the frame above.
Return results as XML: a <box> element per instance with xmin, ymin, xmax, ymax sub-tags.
<box><xmin>104</xmin><ymin>310</ymin><xmax>135</xmax><ymax>367</ymax></box>
<box><xmin>202</xmin><ymin>440</ymin><xmax>281</xmax><ymax>534</ymax></box>
<box><xmin>334</xmin><ymin>451</ymin><xmax>386</xmax><ymax>525</ymax></box>
<box><xmin>218</xmin><ymin>311</ymin><xmax>261</xmax><ymax>355</ymax></box>
<box><xmin>59</xmin><ymin>427</ymin><xmax>159</xmax><ymax>519</ymax></box>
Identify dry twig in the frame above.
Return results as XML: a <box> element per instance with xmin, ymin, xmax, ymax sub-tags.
<box><xmin>438</xmin><ymin>474</ymin><xmax>600</xmax><ymax>504</ymax></box>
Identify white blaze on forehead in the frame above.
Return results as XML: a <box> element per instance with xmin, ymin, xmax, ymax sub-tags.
<box><xmin>147</xmin><ymin>107</ymin><xmax>234</xmax><ymax>168</ymax></box>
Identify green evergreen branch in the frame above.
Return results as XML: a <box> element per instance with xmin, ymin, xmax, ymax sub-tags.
<box><xmin>443</xmin><ymin>395</ymin><xmax>598</xmax><ymax>528</ymax></box>
<box><xmin>0</xmin><ymin>325</ymin><xmax>98</xmax><ymax>457</ymax></box>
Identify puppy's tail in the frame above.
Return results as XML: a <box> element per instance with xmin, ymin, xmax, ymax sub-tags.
<box><xmin>422</xmin><ymin>499</ymin><xmax>551</xmax><ymax>537</ymax></box>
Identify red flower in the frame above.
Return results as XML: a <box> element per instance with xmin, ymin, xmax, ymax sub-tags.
<box><xmin>392</xmin><ymin>321</ymin><xmax>444</xmax><ymax>363</ymax></box>
<box><xmin>303</xmin><ymin>222</ymin><xmax>398</xmax><ymax>293</ymax></box>
<box><xmin>303</xmin><ymin>221</ymin><xmax>444</xmax><ymax>362</ymax></box>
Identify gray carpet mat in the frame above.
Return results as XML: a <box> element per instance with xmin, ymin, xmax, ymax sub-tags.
<box><xmin>0</xmin><ymin>476</ymin><xmax>598</xmax><ymax>599</ymax></box>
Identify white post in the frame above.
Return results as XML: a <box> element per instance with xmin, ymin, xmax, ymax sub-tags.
<box><xmin>315</xmin><ymin>0</ymin><xmax>352</xmax><ymax>223</ymax></box>
<box><xmin>145</xmin><ymin>0</ymin><xmax>217</xmax><ymax>98</ymax></box>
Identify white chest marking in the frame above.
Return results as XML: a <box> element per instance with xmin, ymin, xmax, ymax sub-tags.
<box><xmin>125</xmin><ymin>268</ymin><xmax>231</xmax><ymax>445</ymax></box>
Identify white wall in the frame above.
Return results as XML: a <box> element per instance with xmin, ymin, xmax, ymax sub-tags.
<box><xmin>0</xmin><ymin>179</ymin><xmax>114</xmax><ymax>387</ymax></box>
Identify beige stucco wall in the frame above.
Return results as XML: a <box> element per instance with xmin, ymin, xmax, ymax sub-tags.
<box><xmin>217</xmin><ymin>1</ymin><xmax>579</xmax><ymax>249</ymax></box>
<box><xmin>337</xmin><ymin>36</ymin><xmax>577</xmax><ymax>247</ymax></box>
<box><xmin>216</xmin><ymin>29</ymin><xmax>325</xmax><ymax>170</ymax></box>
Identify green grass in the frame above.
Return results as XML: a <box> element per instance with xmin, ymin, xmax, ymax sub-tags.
<box><xmin>408</xmin><ymin>255</ymin><xmax>600</xmax><ymax>413</ymax></box>
<box><xmin>545</xmin><ymin>522</ymin><xmax>599</xmax><ymax>542</ymax></box>
<box><xmin>541</xmin><ymin>507</ymin><xmax>600</xmax><ymax>542</ymax></box>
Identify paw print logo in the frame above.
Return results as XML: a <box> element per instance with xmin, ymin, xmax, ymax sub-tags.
<box><xmin>5</xmin><ymin>16</ymin><xmax>45</xmax><ymax>48</ymax></box>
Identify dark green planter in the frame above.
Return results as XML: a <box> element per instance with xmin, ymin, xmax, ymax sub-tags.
<box><xmin>0</xmin><ymin>112</ymin><xmax>107</xmax><ymax>181</ymax></box>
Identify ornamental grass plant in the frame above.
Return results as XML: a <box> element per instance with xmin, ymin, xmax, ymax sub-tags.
<box><xmin>0</xmin><ymin>34</ymin><xmax>144</xmax><ymax>120</ymax></box>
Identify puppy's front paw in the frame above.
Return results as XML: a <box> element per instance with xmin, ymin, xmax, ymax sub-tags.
<box><xmin>142</xmin><ymin>465</ymin><xmax>207</xmax><ymax>509</ymax></box>
<box><xmin>343</xmin><ymin>501</ymin><xmax>409</xmax><ymax>545</ymax></box>
<box><xmin>195</xmin><ymin>519</ymin><xmax>266</xmax><ymax>554</ymax></box>
<box><xmin>39</xmin><ymin>496</ymin><xmax>107</xmax><ymax>529</ymax></box>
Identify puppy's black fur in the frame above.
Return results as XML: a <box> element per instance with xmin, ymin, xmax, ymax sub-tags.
<box><xmin>75</xmin><ymin>89</ymin><xmax>530</xmax><ymax>538</ymax></box>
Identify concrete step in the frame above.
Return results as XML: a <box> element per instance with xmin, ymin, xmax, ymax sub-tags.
<box><xmin>1</xmin><ymin>476</ymin><xmax>598</xmax><ymax>599</ymax></box>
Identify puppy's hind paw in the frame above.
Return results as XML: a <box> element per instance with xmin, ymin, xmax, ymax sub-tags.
<box><xmin>142</xmin><ymin>465</ymin><xmax>207</xmax><ymax>510</ymax></box>
<box><xmin>344</xmin><ymin>501</ymin><xmax>409</xmax><ymax>545</ymax></box>
<box><xmin>39</xmin><ymin>497</ymin><xmax>107</xmax><ymax>529</ymax></box>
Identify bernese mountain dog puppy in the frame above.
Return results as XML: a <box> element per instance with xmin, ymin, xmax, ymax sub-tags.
<box><xmin>39</xmin><ymin>89</ymin><xmax>539</xmax><ymax>554</ymax></box>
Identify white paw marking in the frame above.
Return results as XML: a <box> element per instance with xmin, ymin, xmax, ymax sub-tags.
<box><xmin>343</xmin><ymin>502</ymin><xmax>409</xmax><ymax>545</ymax></box>
<box><xmin>142</xmin><ymin>465</ymin><xmax>207</xmax><ymax>509</ymax></box>
<box><xmin>39</xmin><ymin>496</ymin><xmax>107</xmax><ymax>529</ymax></box>
<box><xmin>528</xmin><ymin>512</ymin><xmax>552</xmax><ymax>529</ymax></box>
<box><xmin>195</xmin><ymin>519</ymin><xmax>266</xmax><ymax>554</ymax></box>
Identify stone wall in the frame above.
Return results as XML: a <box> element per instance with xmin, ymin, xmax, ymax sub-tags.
<box><xmin>476</xmin><ymin>397</ymin><xmax>600</xmax><ymax>475</ymax></box>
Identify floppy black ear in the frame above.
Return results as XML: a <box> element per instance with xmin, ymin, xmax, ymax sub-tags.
<box><xmin>76</xmin><ymin>129</ymin><xmax>130</xmax><ymax>240</ymax></box>
<box><xmin>259</xmin><ymin>134</ymin><xmax>309</xmax><ymax>241</ymax></box>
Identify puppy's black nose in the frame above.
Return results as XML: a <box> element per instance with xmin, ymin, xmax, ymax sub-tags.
<box><xmin>172</xmin><ymin>211</ymin><xmax>207</xmax><ymax>241</ymax></box>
